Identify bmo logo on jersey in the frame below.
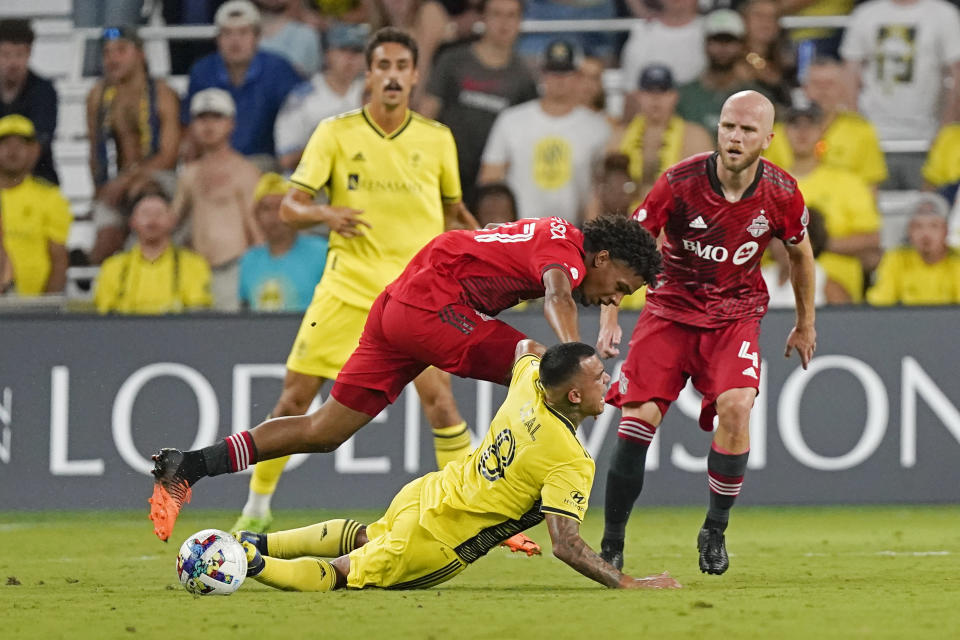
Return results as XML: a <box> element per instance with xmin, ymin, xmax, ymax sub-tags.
<box><xmin>682</xmin><ymin>239</ymin><xmax>760</xmax><ymax>265</ymax></box>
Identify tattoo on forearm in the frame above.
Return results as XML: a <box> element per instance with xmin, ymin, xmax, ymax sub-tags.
<box><xmin>548</xmin><ymin>515</ymin><xmax>623</xmax><ymax>588</ymax></box>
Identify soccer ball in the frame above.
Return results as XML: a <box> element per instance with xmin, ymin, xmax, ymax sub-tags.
<box><xmin>176</xmin><ymin>529</ymin><xmax>247</xmax><ymax>595</ymax></box>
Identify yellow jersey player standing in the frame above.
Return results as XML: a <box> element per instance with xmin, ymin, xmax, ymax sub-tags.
<box><xmin>229</xmin><ymin>28</ymin><xmax>493</xmax><ymax>543</ymax></box>
<box><xmin>233</xmin><ymin>341</ymin><xmax>682</xmax><ymax>592</ymax></box>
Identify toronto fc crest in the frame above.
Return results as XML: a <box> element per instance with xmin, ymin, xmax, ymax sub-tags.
<box><xmin>747</xmin><ymin>211</ymin><xmax>770</xmax><ymax>238</ymax></box>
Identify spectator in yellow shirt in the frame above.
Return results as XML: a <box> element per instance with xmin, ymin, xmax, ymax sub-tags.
<box><xmin>868</xmin><ymin>194</ymin><xmax>960</xmax><ymax>305</ymax></box>
<box><xmin>0</xmin><ymin>114</ymin><xmax>71</xmax><ymax>296</ymax></box>
<box><xmin>922</xmin><ymin>122</ymin><xmax>960</xmax><ymax>190</ymax></box>
<box><xmin>765</xmin><ymin>57</ymin><xmax>887</xmax><ymax>188</ymax></box>
<box><xmin>783</xmin><ymin>102</ymin><xmax>882</xmax><ymax>302</ymax></box>
<box><xmin>94</xmin><ymin>188</ymin><xmax>212</xmax><ymax>314</ymax></box>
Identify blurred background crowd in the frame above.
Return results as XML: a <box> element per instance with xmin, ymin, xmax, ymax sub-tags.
<box><xmin>1</xmin><ymin>0</ymin><xmax>959</xmax><ymax>314</ymax></box>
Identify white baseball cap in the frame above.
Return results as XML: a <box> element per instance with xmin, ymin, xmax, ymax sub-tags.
<box><xmin>215</xmin><ymin>0</ymin><xmax>261</xmax><ymax>30</ymax></box>
<box><xmin>704</xmin><ymin>9</ymin><xmax>746</xmax><ymax>39</ymax></box>
<box><xmin>190</xmin><ymin>88</ymin><xmax>236</xmax><ymax>118</ymax></box>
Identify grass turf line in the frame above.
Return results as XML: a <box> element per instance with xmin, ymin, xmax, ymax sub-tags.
<box><xmin>1</xmin><ymin>506</ymin><xmax>958</xmax><ymax>640</ymax></box>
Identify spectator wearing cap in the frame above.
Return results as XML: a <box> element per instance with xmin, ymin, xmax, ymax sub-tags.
<box><xmin>841</xmin><ymin>0</ymin><xmax>960</xmax><ymax>190</ymax></box>
<box><xmin>255</xmin><ymin>0</ymin><xmax>322</xmax><ymax>78</ymax></box>
<box><xmin>478</xmin><ymin>40</ymin><xmax>610</xmax><ymax>223</ymax></box>
<box><xmin>620</xmin><ymin>0</ymin><xmax>706</xmax><ymax>96</ymax></box>
<box><xmin>238</xmin><ymin>172</ymin><xmax>328</xmax><ymax>312</ymax></box>
<box><xmin>420</xmin><ymin>0</ymin><xmax>539</xmax><ymax>206</ymax></box>
<box><xmin>677</xmin><ymin>9</ymin><xmax>764</xmax><ymax>134</ymax></box>
<box><xmin>784</xmin><ymin>102</ymin><xmax>882</xmax><ymax>303</ymax></box>
<box><xmin>868</xmin><ymin>193</ymin><xmax>960</xmax><ymax>305</ymax></box>
<box><xmin>183</xmin><ymin>0</ymin><xmax>302</xmax><ymax>160</ymax></box>
<box><xmin>86</xmin><ymin>26</ymin><xmax>181</xmax><ymax>265</ymax></box>
<box><xmin>0</xmin><ymin>115</ymin><xmax>71</xmax><ymax>296</ymax></box>
<box><xmin>0</xmin><ymin>20</ymin><xmax>59</xmax><ymax>185</ymax></box>
<box><xmin>73</xmin><ymin>0</ymin><xmax>145</xmax><ymax>77</ymax></box>
<box><xmin>94</xmin><ymin>190</ymin><xmax>212</xmax><ymax>314</ymax></box>
<box><xmin>764</xmin><ymin>56</ymin><xmax>888</xmax><ymax>189</ymax></box>
<box><xmin>172</xmin><ymin>88</ymin><xmax>264</xmax><ymax>312</ymax></box>
<box><xmin>608</xmin><ymin>64</ymin><xmax>713</xmax><ymax>204</ymax></box>
<box><xmin>274</xmin><ymin>22</ymin><xmax>367</xmax><ymax>172</ymax></box>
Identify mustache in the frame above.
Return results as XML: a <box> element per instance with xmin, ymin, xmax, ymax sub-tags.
<box><xmin>384</xmin><ymin>81</ymin><xmax>403</xmax><ymax>91</ymax></box>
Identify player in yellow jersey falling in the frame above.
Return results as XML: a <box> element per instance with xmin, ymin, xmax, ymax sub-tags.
<box><xmin>223</xmin><ymin>27</ymin><xmax>542</xmax><ymax>549</ymax></box>
<box><xmin>233</xmin><ymin>341</ymin><xmax>681</xmax><ymax>591</ymax></box>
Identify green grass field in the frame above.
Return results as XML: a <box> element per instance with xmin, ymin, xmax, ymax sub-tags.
<box><xmin>2</xmin><ymin>506</ymin><xmax>958</xmax><ymax>640</ymax></box>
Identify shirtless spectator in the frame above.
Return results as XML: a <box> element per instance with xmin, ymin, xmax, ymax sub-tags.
<box><xmin>86</xmin><ymin>26</ymin><xmax>180</xmax><ymax>265</ymax></box>
<box><xmin>173</xmin><ymin>89</ymin><xmax>264</xmax><ymax>311</ymax></box>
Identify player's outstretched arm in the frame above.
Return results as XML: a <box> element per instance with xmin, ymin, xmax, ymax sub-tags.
<box><xmin>783</xmin><ymin>234</ymin><xmax>817</xmax><ymax>369</ymax></box>
<box><xmin>545</xmin><ymin>514</ymin><xmax>681</xmax><ymax>589</ymax></box>
<box><xmin>279</xmin><ymin>187</ymin><xmax>369</xmax><ymax>235</ymax></box>
<box><xmin>596</xmin><ymin>303</ymin><xmax>622</xmax><ymax>359</ymax></box>
<box><xmin>542</xmin><ymin>268</ymin><xmax>580</xmax><ymax>343</ymax></box>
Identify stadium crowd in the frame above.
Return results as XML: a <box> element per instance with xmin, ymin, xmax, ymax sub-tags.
<box><xmin>1</xmin><ymin>0</ymin><xmax>960</xmax><ymax>310</ymax></box>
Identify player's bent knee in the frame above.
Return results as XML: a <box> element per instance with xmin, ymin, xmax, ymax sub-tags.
<box><xmin>716</xmin><ymin>390</ymin><xmax>756</xmax><ymax>427</ymax></box>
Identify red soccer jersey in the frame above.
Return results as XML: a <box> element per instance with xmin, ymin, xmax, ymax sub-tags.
<box><xmin>386</xmin><ymin>217</ymin><xmax>586</xmax><ymax>315</ymax></box>
<box><xmin>633</xmin><ymin>152</ymin><xmax>807</xmax><ymax>328</ymax></box>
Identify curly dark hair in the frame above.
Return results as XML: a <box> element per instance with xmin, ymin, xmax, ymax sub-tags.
<box><xmin>365</xmin><ymin>27</ymin><xmax>419</xmax><ymax>68</ymax></box>
<box><xmin>581</xmin><ymin>214</ymin><xmax>662</xmax><ymax>285</ymax></box>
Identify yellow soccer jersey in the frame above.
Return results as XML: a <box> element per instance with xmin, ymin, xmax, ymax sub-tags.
<box><xmin>867</xmin><ymin>248</ymin><xmax>960</xmax><ymax>306</ymax></box>
<box><xmin>290</xmin><ymin>106</ymin><xmax>462</xmax><ymax>309</ymax></box>
<box><xmin>0</xmin><ymin>176</ymin><xmax>72</xmax><ymax>295</ymax></box>
<box><xmin>796</xmin><ymin>165</ymin><xmax>881</xmax><ymax>302</ymax></box>
<box><xmin>418</xmin><ymin>354</ymin><xmax>595</xmax><ymax>562</ymax></box>
<box><xmin>766</xmin><ymin>112</ymin><xmax>888</xmax><ymax>186</ymax></box>
<box><xmin>922</xmin><ymin>124</ymin><xmax>960</xmax><ymax>187</ymax></box>
<box><xmin>94</xmin><ymin>245</ymin><xmax>213</xmax><ymax>314</ymax></box>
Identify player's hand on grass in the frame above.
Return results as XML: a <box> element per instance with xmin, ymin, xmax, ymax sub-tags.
<box><xmin>619</xmin><ymin>571</ymin><xmax>682</xmax><ymax>589</ymax></box>
<box><xmin>324</xmin><ymin>206</ymin><xmax>370</xmax><ymax>238</ymax></box>
<box><xmin>597</xmin><ymin>323</ymin><xmax>622</xmax><ymax>359</ymax></box>
<box><xmin>784</xmin><ymin>325</ymin><xmax>817</xmax><ymax>369</ymax></box>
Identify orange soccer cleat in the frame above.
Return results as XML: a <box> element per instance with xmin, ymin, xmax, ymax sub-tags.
<box><xmin>501</xmin><ymin>532</ymin><xmax>541</xmax><ymax>556</ymax></box>
<box><xmin>148</xmin><ymin>448</ymin><xmax>193</xmax><ymax>542</ymax></box>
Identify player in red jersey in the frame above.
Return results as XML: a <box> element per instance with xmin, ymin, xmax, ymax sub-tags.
<box><xmin>148</xmin><ymin>215</ymin><xmax>662</xmax><ymax>542</ymax></box>
<box><xmin>597</xmin><ymin>91</ymin><xmax>817</xmax><ymax>575</ymax></box>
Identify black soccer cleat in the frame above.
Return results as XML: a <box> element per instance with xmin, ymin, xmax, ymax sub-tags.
<box><xmin>148</xmin><ymin>448</ymin><xmax>194</xmax><ymax>542</ymax></box>
<box><xmin>234</xmin><ymin>530</ymin><xmax>269</xmax><ymax>556</ymax></box>
<box><xmin>235</xmin><ymin>532</ymin><xmax>267</xmax><ymax>577</ymax></box>
<box><xmin>600</xmin><ymin>539</ymin><xmax>625</xmax><ymax>571</ymax></box>
<box><xmin>697</xmin><ymin>527</ymin><xmax>729</xmax><ymax>575</ymax></box>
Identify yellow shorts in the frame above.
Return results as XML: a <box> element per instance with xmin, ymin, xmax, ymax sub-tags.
<box><xmin>286</xmin><ymin>286</ymin><xmax>370</xmax><ymax>379</ymax></box>
<box><xmin>347</xmin><ymin>477</ymin><xmax>467</xmax><ymax>590</ymax></box>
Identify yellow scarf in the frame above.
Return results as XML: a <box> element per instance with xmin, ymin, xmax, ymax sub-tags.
<box><xmin>619</xmin><ymin>115</ymin><xmax>686</xmax><ymax>185</ymax></box>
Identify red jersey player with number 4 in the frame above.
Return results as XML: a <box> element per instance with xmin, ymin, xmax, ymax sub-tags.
<box><xmin>597</xmin><ymin>91</ymin><xmax>818</xmax><ymax>575</ymax></box>
<box><xmin>149</xmin><ymin>214</ymin><xmax>662</xmax><ymax>547</ymax></box>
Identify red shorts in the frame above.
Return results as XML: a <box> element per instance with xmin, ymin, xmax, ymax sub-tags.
<box><xmin>606</xmin><ymin>311</ymin><xmax>762</xmax><ymax>429</ymax></box>
<box><xmin>331</xmin><ymin>293</ymin><xmax>526</xmax><ymax>417</ymax></box>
